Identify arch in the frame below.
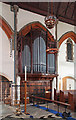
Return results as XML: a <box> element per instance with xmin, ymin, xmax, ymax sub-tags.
<box><xmin>58</xmin><ymin>31</ymin><xmax>76</xmax><ymax>47</ymax></box>
<box><xmin>62</xmin><ymin>76</ymin><xmax>75</xmax><ymax>80</ymax></box>
<box><xmin>0</xmin><ymin>74</ymin><xmax>12</xmax><ymax>101</ymax></box>
<box><xmin>62</xmin><ymin>76</ymin><xmax>75</xmax><ymax>90</ymax></box>
<box><xmin>0</xmin><ymin>15</ymin><xmax>13</xmax><ymax>39</ymax></box>
<box><xmin>0</xmin><ymin>72</ymin><xmax>12</xmax><ymax>82</ymax></box>
<box><xmin>0</xmin><ymin>74</ymin><xmax>10</xmax><ymax>81</ymax></box>
<box><xmin>19</xmin><ymin>21</ymin><xmax>54</xmax><ymax>41</ymax></box>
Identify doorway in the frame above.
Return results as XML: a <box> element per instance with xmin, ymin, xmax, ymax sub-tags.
<box><xmin>0</xmin><ymin>75</ymin><xmax>12</xmax><ymax>101</ymax></box>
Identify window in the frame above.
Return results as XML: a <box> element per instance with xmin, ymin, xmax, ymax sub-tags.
<box><xmin>66</xmin><ymin>39</ymin><xmax>73</xmax><ymax>61</ymax></box>
<box><xmin>69</xmin><ymin>84</ymin><xmax>71</xmax><ymax>90</ymax></box>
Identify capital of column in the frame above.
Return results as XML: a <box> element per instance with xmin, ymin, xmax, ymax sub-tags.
<box><xmin>11</xmin><ymin>5</ymin><xmax>19</xmax><ymax>13</ymax></box>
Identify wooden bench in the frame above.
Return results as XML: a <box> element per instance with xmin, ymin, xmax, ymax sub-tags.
<box><xmin>54</xmin><ymin>89</ymin><xmax>76</xmax><ymax>111</ymax></box>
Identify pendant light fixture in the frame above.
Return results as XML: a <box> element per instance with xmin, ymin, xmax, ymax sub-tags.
<box><xmin>45</xmin><ymin>2</ymin><xmax>58</xmax><ymax>29</ymax></box>
<box><xmin>45</xmin><ymin>2</ymin><xmax>58</xmax><ymax>54</ymax></box>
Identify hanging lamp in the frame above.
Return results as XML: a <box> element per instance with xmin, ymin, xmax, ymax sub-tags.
<box><xmin>45</xmin><ymin>2</ymin><xmax>58</xmax><ymax>54</ymax></box>
<box><xmin>45</xmin><ymin>2</ymin><xmax>58</xmax><ymax>29</ymax></box>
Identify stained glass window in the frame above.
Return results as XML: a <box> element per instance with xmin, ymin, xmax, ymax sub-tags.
<box><xmin>66</xmin><ymin>39</ymin><xmax>73</xmax><ymax>61</ymax></box>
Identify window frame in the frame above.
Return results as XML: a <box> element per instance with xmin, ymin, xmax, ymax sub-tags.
<box><xmin>66</xmin><ymin>38</ymin><xmax>73</xmax><ymax>62</ymax></box>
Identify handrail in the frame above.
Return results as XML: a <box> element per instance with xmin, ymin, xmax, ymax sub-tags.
<box><xmin>31</xmin><ymin>95</ymin><xmax>70</xmax><ymax>107</ymax></box>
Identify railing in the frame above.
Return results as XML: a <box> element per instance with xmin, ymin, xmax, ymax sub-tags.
<box><xmin>30</xmin><ymin>95</ymin><xmax>71</xmax><ymax>116</ymax></box>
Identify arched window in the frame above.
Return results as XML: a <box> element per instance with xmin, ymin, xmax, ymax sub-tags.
<box><xmin>22</xmin><ymin>45</ymin><xmax>31</xmax><ymax>73</ymax></box>
<box><xmin>66</xmin><ymin>39</ymin><xmax>73</xmax><ymax>61</ymax></box>
<box><xmin>33</xmin><ymin>36</ymin><xmax>46</xmax><ymax>73</ymax></box>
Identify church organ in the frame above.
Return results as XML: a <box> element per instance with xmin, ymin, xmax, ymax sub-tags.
<box><xmin>18</xmin><ymin>28</ymin><xmax>57</xmax><ymax>75</ymax></box>
<box><xmin>17</xmin><ymin>23</ymin><xmax>58</xmax><ymax>102</ymax></box>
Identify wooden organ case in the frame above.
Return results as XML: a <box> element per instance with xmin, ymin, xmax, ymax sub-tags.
<box><xmin>17</xmin><ymin>24</ymin><xmax>58</xmax><ymax>103</ymax></box>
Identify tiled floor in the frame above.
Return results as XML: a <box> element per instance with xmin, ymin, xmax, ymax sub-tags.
<box><xmin>0</xmin><ymin>102</ymin><xmax>76</xmax><ymax>120</ymax></box>
<box><xmin>40</xmin><ymin>103</ymin><xmax>76</xmax><ymax>118</ymax></box>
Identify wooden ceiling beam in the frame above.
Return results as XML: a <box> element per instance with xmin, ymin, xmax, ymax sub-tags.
<box><xmin>71</xmin><ymin>6</ymin><xmax>75</xmax><ymax>19</ymax></box>
<box><xmin>56</xmin><ymin>2</ymin><xmax>61</xmax><ymax>17</ymax></box>
<box><xmin>4</xmin><ymin>2</ymin><xmax>75</xmax><ymax>26</ymax></box>
<box><xmin>64</xmin><ymin>2</ymin><xmax>69</xmax><ymax>16</ymax></box>
<box><xmin>58</xmin><ymin>15</ymin><xmax>75</xmax><ymax>26</ymax></box>
<box><xmin>17</xmin><ymin>2</ymin><xmax>48</xmax><ymax>16</ymax></box>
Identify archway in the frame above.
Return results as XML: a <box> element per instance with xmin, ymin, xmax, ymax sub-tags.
<box><xmin>0</xmin><ymin>75</ymin><xmax>12</xmax><ymax>101</ymax></box>
<box><xmin>19</xmin><ymin>21</ymin><xmax>54</xmax><ymax>41</ymax></box>
<box><xmin>62</xmin><ymin>76</ymin><xmax>75</xmax><ymax>91</ymax></box>
<box><xmin>0</xmin><ymin>16</ymin><xmax>13</xmax><ymax>39</ymax></box>
<box><xmin>0</xmin><ymin>16</ymin><xmax>14</xmax><ymax>50</ymax></box>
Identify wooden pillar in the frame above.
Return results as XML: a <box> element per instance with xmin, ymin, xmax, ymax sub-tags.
<box><xmin>18</xmin><ymin>34</ymin><xmax>22</xmax><ymax>73</ymax></box>
<box><xmin>46</xmin><ymin>31</ymin><xmax>48</xmax><ymax>74</ymax></box>
<box><xmin>20</xmin><ymin>33</ymin><xmax>23</xmax><ymax>73</ymax></box>
<box><xmin>56</xmin><ymin>76</ymin><xmax>58</xmax><ymax>90</ymax></box>
<box><xmin>30</xmin><ymin>27</ymin><xmax>33</xmax><ymax>73</ymax></box>
<box><xmin>0</xmin><ymin>80</ymin><xmax>2</xmax><ymax>101</ymax></box>
<box><xmin>55</xmin><ymin>23</ymin><xmax>58</xmax><ymax>90</ymax></box>
<box><xmin>50</xmin><ymin>80</ymin><xmax>52</xmax><ymax>99</ymax></box>
<box><xmin>10</xmin><ymin>84</ymin><xmax>11</xmax><ymax>98</ymax></box>
<box><xmin>39</xmin><ymin>35</ymin><xmax>40</xmax><ymax>72</ymax></box>
<box><xmin>25</xmin><ymin>81</ymin><xmax>27</xmax><ymax>113</ymax></box>
<box><xmin>5</xmin><ymin>81</ymin><xmax>8</xmax><ymax>98</ymax></box>
<box><xmin>54</xmin><ymin>88</ymin><xmax>56</xmax><ymax>100</ymax></box>
<box><xmin>0</xmin><ymin>76</ymin><xmax>3</xmax><ymax>101</ymax></box>
<box><xmin>55</xmin><ymin>52</ymin><xmax>58</xmax><ymax>90</ymax></box>
<box><xmin>25</xmin><ymin>66</ymin><xmax>27</xmax><ymax>113</ymax></box>
<box><xmin>60</xmin><ymin>90</ymin><xmax>65</xmax><ymax>102</ymax></box>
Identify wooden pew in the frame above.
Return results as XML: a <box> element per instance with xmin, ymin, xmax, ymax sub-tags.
<box><xmin>64</xmin><ymin>90</ymin><xmax>76</xmax><ymax>111</ymax></box>
<box><xmin>60</xmin><ymin>90</ymin><xmax>65</xmax><ymax>102</ymax></box>
<box><xmin>54</xmin><ymin>88</ymin><xmax>57</xmax><ymax>100</ymax></box>
<box><xmin>54</xmin><ymin>88</ymin><xmax>59</xmax><ymax>101</ymax></box>
<box><xmin>54</xmin><ymin>89</ymin><xmax>76</xmax><ymax>111</ymax></box>
<box><xmin>68</xmin><ymin>92</ymin><xmax>75</xmax><ymax>111</ymax></box>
